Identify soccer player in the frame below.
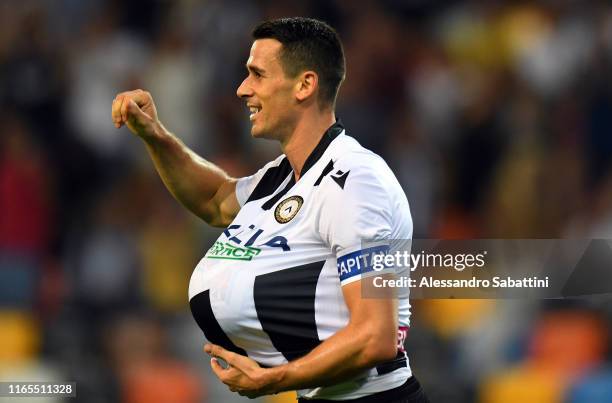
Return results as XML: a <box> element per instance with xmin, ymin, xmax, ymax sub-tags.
<box><xmin>111</xmin><ymin>17</ymin><xmax>428</xmax><ymax>403</ymax></box>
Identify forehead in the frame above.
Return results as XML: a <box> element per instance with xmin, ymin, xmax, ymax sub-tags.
<box><xmin>247</xmin><ymin>38</ymin><xmax>283</xmax><ymax>70</ymax></box>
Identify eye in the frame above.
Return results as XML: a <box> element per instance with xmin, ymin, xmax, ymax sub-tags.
<box><xmin>253</xmin><ymin>71</ymin><xmax>262</xmax><ymax>78</ymax></box>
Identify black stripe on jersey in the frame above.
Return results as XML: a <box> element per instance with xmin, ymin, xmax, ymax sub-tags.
<box><xmin>313</xmin><ymin>160</ymin><xmax>334</xmax><ymax>186</ymax></box>
<box><xmin>246</xmin><ymin>157</ymin><xmax>292</xmax><ymax>204</ymax></box>
<box><xmin>190</xmin><ymin>290</ymin><xmax>248</xmax><ymax>356</ymax></box>
<box><xmin>254</xmin><ymin>261</ymin><xmax>325</xmax><ymax>361</ymax></box>
<box><xmin>261</xmin><ymin>175</ymin><xmax>296</xmax><ymax>210</ymax></box>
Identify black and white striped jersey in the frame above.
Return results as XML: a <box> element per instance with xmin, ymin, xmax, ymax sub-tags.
<box><xmin>188</xmin><ymin>122</ymin><xmax>414</xmax><ymax>400</ymax></box>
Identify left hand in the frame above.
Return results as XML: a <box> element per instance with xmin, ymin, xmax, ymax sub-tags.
<box><xmin>204</xmin><ymin>343</ymin><xmax>279</xmax><ymax>398</ymax></box>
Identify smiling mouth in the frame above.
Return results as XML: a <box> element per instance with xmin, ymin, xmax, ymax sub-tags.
<box><xmin>248</xmin><ymin>106</ymin><xmax>261</xmax><ymax>120</ymax></box>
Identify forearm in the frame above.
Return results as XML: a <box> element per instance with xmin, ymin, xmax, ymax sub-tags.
<box><xmin>143</xmin><ymin>122</ymin><xmax>235</xmax><ymax>224</ymax></box>
<box><xmin>269</xmin><ymin>322</ymin><xmax>396</xmax><ymax>393</ymax></box>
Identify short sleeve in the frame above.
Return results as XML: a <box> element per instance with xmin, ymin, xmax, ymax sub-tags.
<box><xmin>317</xmin><ymin>164</ymin><xmax>394</xmax><ymax>286</ymax></box>
<box><xmin>235</xmin><ymin>155</ymin><xmax>286</xmax><ymax>207</ymax></box>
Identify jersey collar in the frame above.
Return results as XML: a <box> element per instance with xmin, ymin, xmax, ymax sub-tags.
<box><xmin>300</xmin><ymin>120</ymin><xmax>344</xmax><ymax>177</ymax></box>
<box><xmin>254</xmin><ymin>120</ymin><xmax>344</xmax><ymax>210</ymax></box>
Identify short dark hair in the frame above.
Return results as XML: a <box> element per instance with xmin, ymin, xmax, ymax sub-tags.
<box><xmin>252</xmin><ymin>17</ymin><xmax>346</xmax><ymax>109</ymax></box>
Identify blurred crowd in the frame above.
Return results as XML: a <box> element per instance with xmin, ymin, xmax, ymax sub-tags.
<box><xmin>1</xmin><ymin>1</ymin><xmax>612</xmax><ymax>402</ymax></box>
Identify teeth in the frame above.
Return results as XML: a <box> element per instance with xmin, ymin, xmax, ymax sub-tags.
<box><xmin>248</xmin><ymin>106</ymin><xmax>261</xmax><ymax>119</ymax></box>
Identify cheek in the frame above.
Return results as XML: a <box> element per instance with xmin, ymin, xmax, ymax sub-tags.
<box><xmin>269</xmin><ymin>89</ymin><xmax>293</xmax><ymax>113</ymax></box>
<box><xmin>260</xmin><ymin>82</ymin><xmax>294</xmax><ymax>123</ymax></box>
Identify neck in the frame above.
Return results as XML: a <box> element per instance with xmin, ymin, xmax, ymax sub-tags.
<box><xmin>281</xmin><ymin>109</ymin><xmax>336</xmax><ymax>181</ymax></box>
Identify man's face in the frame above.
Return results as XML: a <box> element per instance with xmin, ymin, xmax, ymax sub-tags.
<box><xmin>237</xmin><ymin>39</ymin><xmax>298</xmax><ymax>140</ymax></box>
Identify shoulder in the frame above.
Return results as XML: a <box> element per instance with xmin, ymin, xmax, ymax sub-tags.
<box><xmin>325</xmin><ymin>134</ymin><xmax>400</xmax><ymax>196</ymax></box>
<box><xmin>316</xmin><ymin>135</ymin><xmax>404</xmax><ymax>251</ymax></box>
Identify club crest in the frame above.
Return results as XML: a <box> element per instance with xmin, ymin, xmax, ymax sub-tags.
<box><xmin>275</xmin><ymin>196</ymin><xmax>304</xmax><ymax>224</ymax></box>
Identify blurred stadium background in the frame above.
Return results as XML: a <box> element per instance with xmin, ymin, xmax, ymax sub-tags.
<box><xmin>1</xmin><ymin>0</ymin><xmax>612</xmax><ymax>402</ymax></box>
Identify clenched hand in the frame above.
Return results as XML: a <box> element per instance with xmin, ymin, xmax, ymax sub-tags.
<box><xmin>111</xmin><ymin>89</ymin><xmax>159</xmax><ymax>138</ymax></box>
<box><xmin>204</xmin><ymin>343</ymin><xmax>283</xmax><ymax>399</ymax></box>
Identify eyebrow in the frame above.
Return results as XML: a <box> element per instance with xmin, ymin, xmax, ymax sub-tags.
<box><xmin>246</xmin><ymin>64</ymin><xmax>265</xmax><ymax>75</ymax></box>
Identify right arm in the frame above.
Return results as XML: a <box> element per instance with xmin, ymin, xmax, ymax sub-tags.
<box><xmin>111</xmin><ymin>89</ymin><xmax>240</xmax><ymax>227</ymax></box>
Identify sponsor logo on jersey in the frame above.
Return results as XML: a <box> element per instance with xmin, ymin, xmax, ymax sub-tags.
<box><xmin>216</xmin><ymin>224</ymin><xmax>291</xmax><ymax>256</ymax></box>
<box><xmin>205</xmin><ymin>241</ymin><xmax>261</xmax><ymax>261</ymax></box>
<box><xmin>274</xmin><ymin>195</ymin><xmax>303</xmax><ymax>224</ymax></box>
<box><xmin>337</xmin><ymin>245</ymin><xmax>390</xmax><ymax>282</ymax></box>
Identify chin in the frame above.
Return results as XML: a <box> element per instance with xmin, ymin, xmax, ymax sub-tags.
<box><xmin>250</xmin><ymin>125</ymin><xmax>272</xmax><ymax>139</ymax></box>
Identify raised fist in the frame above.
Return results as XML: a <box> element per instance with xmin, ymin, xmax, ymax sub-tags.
<box><xmin>112</xmin><ymin>89</ymin><xmax>159</xmax><ymax>138</ymax></box>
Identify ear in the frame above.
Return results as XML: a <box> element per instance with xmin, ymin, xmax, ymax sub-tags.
<box><xmin>295</xmin><ymin>71</ymin><xmax>318</xmax><ymax>102</ymax></box>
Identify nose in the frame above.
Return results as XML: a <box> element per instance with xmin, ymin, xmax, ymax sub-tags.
<box><xmin>236</xmin><ymin>77</ymin><xmax>252</xmax><ymax>99</ymax></box>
